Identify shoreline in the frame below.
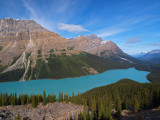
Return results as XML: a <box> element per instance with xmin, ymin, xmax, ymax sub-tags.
<box><xmin>0</xmin><ymin>66</ymin><xmax>150</xmax><ymax>84</ymax></box>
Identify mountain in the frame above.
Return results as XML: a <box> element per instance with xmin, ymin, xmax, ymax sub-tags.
<box><xmin>0</xmin><ymin>18</ymin><xmax>79</xmax><ymax>65</ymax></box>
<box><xmin>68</xmin><ymin>34</ymin><xmax>139</xmax><ymax>63</ymax></box>
<box><xmin>136</xmin><ymin>49</ymin><xmax>160</xmax><ymax>64</ymax></box>
<box><xmin>0</xmin><ymin>18</ymin><xmax>137</xmax><ymax>82</ymax></box>
<box><xmin>0</xmin><ymin>18</ymin><xmax>81</xmax><ymax>82</ymax></box>
<box><xmin>131</xmin><ymin>52</ymin><xmax>147</xmax><ymax>58</ymax></box>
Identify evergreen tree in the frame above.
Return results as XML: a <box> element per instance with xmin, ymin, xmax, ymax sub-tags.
<box><xmin>1</xmin><ymin>93</ymin><xmax>4</xmax><ymax>106</ymax></box>
<box><xmin>79</xmin><ymin>112</ymin><xmax>83</xmax><ymax>120</ymax></box>
<box><xmin>61</xmin><ymin>92</ymin><xmax>63</xmax><ymax>102</ymax></box>
<box><xmin>98</xmin><ymin>99</ymin><xmax>104</xmax><ymax>119</ymax></box>
<box><xmin>71</xmin><ymin>92</ymin><xmax>76</xmax><ymax>104</ymax></box>
<box><xmin>152</xmin><ymin>89</ymin><xmax>160</xmax><ymax>107</ymax></box>
<box><xmin>134</xmin><ymin>97</ymin><xmax>139</xmax><ymax>113</ymax></box>
<box><xmin>91</xmin><ymin>97</ymin><xmax>96</xmax><ymax>120</ymax></box>
<box><xmin>77</xmin><ymin>92</ymin><xmax>80</xmax><ymax>104</ymax></box>
<box><xmin>43</xmin><ymin>90</ymin><xmax>47</xmax><ymax>106</ymax></box>
<box><xmin>4</xmin><ymin>93</ymin><xmax>8</xmax><ymax>106</ymax></box>
<box><xmin>115</xmin><ymin>93</ymin><xmax>122</xmax><ymax>118</ymax></box>
<box><xmin>12</xmin><ymin>94</ymin><xmax>16</xmax><ymax>105</ymax></box>
<box><xmin>58</xmin><ymin>93</ymin><xmax>60</xmax><ymax>103</ymax></box>
<box><xmin>51</xmin><ymin>94</ymin><xmax>56</xmax><ymax>103</ymax></box>
<box><xmin>82</xmin><ymin>107</ymin><xmax>87</xmax><ymax>120</ymax></box>
<box><xmin>26</xmin><ymin>95</ymin><xmax>30</xmax><ymax>104</ymax></box>
<box><xmin>20</xmin><ymin>95</ymin><xmax>25</xmax><ymax>105</ymax></box>
<box><xmin>75</xmin><ymin>112</ymin><xmax>78</xmax><ymax>120</ymax></box>
<box><xmin>14</xmin><ymin>93</ymin><xmax>18</xmax><ymax>105</ymax></box>
<box><xmin>104</xmin><ymin>97</ymin><xmax>113</xmax><ymax>120</ymax></box>
<box><xmin>69</xmin><ymin>96</ymin><xmax>72</xmax><ymax>102</ymax></box>
<box><xmin>64</xmin><ymin>94</ymin><xmax>69</xmax><ymax>103</ymax></box>
<box><xmin>143</xmin><ymin>88</ymin><xmax>150</xmax><ymax>109</ymax></box>
<box><xmin>0</xmin><ymin>93</ymin><xmax>1</xmax><ymax>106</ymax></box>
<box><xmin>37</xmin><ymin>94</ymin><xmax>40</xmax><ymax>104</ymax></box>
<box><xmin>124</xmin><ymin>98</ymin><xmax>129</xmax><ymax>110</ymax></box>
<box><xmin>47</xmin><ymin>94</ymin><xmax>51</xmax><ymax>103</ymax></box>
<box><xmin>9</xmin><ymin>93</ymin><xmax>13</xmax><ymax>105</ymax></box>
<box><xmin>32</xmin><ymin>94</ymin><xmax>37</xmax><ymax>108</ymax></box>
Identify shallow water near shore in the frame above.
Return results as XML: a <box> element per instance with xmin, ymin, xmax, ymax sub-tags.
<box><xmin>0</xmin><ymin>68</ymin><xmax>150</xmax><ymax>96</ymax></box>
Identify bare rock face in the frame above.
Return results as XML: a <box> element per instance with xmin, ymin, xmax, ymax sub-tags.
<box><xmin>0</xmin><ymin>18</ymin><xmax>79</xmax><ymax>66</ymax></box>
<box><xmin>67</xmin><ymin>34</ymin><xmax>125</xmax><ymax>58</ymax></box>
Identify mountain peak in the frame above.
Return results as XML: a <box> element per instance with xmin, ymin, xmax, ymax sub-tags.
<box><xmin>106</xmin><ymin>40</ymin><xmax>114</xmax><ymax>43</ymax></box>
<box><xmin>89</xmin><ymin>34</ymin><xmax>97</xmax><ymax>37</ymax></box>
<box><xmin>148</xmin><ymin>49</ymin><xmax>160</xmax><ymax>54</ymax></box>
<box><xmin>0</xmin><ymin>18</ymin><xmax>47</xmax><ymax>36</ymax></box>
<box><xmin>78</xmin><ymin>35</ymin><xmax>83</xmax><ymax>38</ymax></box>
<box><xmin>88</xmin><ymin>34</ymin><xmax>98</xmax><ymax>40</ymax></box>
<box><xmin>105</xmin><ymin>40</ymin><xmax>117</xmax><ymax>46</ymax></box>
<box><xmin>1</xmin><ymin>18</ymin><xmax>34</xmax><ymax>22</ymax></box>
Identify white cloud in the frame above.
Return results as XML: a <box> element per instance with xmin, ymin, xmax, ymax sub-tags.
<box><xmin>145</xmin><ymin>43</ymin><xmax>160</xmax><ymax>46</ymax></box>
<box><xmin>126</xmin><ymin>36</ymin><xmax>144</xmax><ymax>44</ymax></box>
<box><xmin>57</xmin><ymin>23</ymin><xmax>89</xmax><ymax>32</ymax></box>
<box><xmin>94</xmin><ymin>16</ymin><xmax>150</xmax><ymax>39</ymax></box>
<box><xmin>23</xmin><ymin>0</ymin><xmax>37</xmax><ymax>19</ymax></box>
<box><xmin>97</xmin><ymin>29</ymin><xmax>126</xmax><ymax>38</ymax></box>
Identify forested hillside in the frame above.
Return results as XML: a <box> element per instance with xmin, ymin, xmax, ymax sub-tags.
<box><xmin>135</xmin><ymin>64</ymin><xmax>160</xmax><ymax>83</ymax></box>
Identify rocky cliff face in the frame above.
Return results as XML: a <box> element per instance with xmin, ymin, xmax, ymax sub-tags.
<box><xmin>0</xmin><ymin>18</ymin><xmax>79</xmax><ymax>66</ymax></box>
<box><xmin>0</xmin><ymin>18</ymin><xmax>136</xmax><ymax>81</ymax></box>
<box><xmin>67</xmin><ymin>34</ymin><xmax>132</xmax><ymax>62</ymax></box>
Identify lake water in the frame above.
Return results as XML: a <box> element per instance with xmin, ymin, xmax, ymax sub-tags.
<box><xmin>0</xmin><ymin>68</ymin><xmax>150</xmax><ymax>97</ymax></box>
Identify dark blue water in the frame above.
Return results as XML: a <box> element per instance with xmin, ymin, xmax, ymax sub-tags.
<box><xmin>0</xmin><ymin>68</ymin><xmax>150</xmax><ymax>96</ymax></box>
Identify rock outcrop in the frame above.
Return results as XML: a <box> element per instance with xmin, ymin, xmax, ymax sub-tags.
<box><xmin>0</xmin><ymin>102</ymin><xmax>83</xmax><ymax>120</ymax></box>
<box><xmin>67</xmin><ymin>34</ymin><xmax>137</xmax><ymax>64</ymax></box>
<box><xmin>67</xmin><ymin>34</ymin><xmax>125</xmax><ymax>58</ymax></box>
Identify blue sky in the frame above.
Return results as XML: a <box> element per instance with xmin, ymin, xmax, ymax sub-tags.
<box><xmin>0</xmin><ymin>0</ymin><xmax>160</xmax><ymax>54</ymax></box>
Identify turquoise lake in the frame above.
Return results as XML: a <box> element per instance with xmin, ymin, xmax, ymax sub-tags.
<box><xmin>0</xmin><ymin>68</ymin><xmax>150</xmax><ymax>97</ymax></box>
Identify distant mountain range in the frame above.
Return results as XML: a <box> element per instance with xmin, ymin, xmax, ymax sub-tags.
<box><xmin>0</xmin><ymin>18</ymin><xmax>140</xmax><ymax>82</ymax></box>
<box><xmin>131</xmin><ymin>52</ymin><xmax>147</xmax><ymax>58</ymax></box>
<box><xmin>132</xmin><ymin>49</ymin><xmax>160</xmax><ymax>64</ymax></box>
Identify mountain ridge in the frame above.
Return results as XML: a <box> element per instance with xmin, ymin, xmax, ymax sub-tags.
<box><xmin>134</xmin><ymin>49</ymin><xmax>160</xmax><ymax>65</ymax></box>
